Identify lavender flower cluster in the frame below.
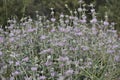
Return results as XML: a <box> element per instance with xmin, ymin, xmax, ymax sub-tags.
<box><xmin>0</xmin><ymin>1</ymin><xmax>120</xmax><ymax>80</ymax></box>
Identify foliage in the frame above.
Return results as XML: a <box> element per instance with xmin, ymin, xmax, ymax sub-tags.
<box><xmin>0</xmin><ymin>0</ymin><xmax>94</xmax><ymax>26</ymax></box>
<box><xmin>0</xmin><ymin>0</ymin><xmax>120</xmax><ymax>32</ymax></box>
<box><xmin>97</xmin><ymin>0</ymin><xmax>120</xmax><ymax>31</ymax></box>
<box><xmin>0</xmin><ymin>0</ymin><xmax>24</xmax><ymax>26</ymax></box>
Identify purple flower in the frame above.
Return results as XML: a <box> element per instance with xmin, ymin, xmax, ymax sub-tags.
<box><xmin>73</xmin><ymin>27</ymin><xmax>80</xmax><ymax>32</ymax></box>
<box><xmin>79</xmin><ymin>0</ymin><xmax>83</xmax><ymax>3</ymax></box>
<box><xmin>12</xmin><ymin>71</ymin><xmax>20</xmax><ymax>76</ymax></box>
<box><xmin>22</xmin><ymin>57</ymin><xmax>29</xmax><ymax>62</ymax></box>
<box><xmin>80</xmin><ymin>19</ymin><xmax>86</xmax><ymax>23</ymax></box>
<box><xmin>82</xmin><ymin>15</ymin><xmax>87</xmax><ymax>20</ymax></box>
<box><xmin>60</xmin><ymin>14</ymin><xmax>64</xmax><ymax>18</ymax></box>
<box><xmin>58</xmin><ymin>56</ymin><xmax>69</xmax><ymax>62</ymax></box>
<box><xmin>104</xmin><ymin>21</ymin><xmax>109</xmax><ymax>26</ymax></box>
<box><xmin>39</xmin><ymin>48</ymin><xmax>53</xmax><ymax>54</ymax></box>
<box><xmin>9</xmin><ymin>33</ymin><xmax>14</xmax><ymax>37</ymax></box>
<box><xmin>57</xmin><ymin>75</ymin><xmax>65</xmax><ymax>80</ymax></box>
<box><xmin>107</xmin><ymin>39</ymin><xmax>112</xmax><ymax>43</ymax></box>
<box><xmin>40</xmin><ymin>35</ymin><xmax>47</xmax><ymax>40</ymax></box>
<box><xmin>59</xmin><ymin>64</ymin><xmax>64</xmax><ymax>67</ymax></box>
<box><xmin>69</xmin><ymin>16</ymin><xmax>74</xmax><ymax>19</ymax></box>
<box><xmin>65</xmin><ymin>69</ymin><xmax>74</xmax><ymax>76</ymax></box>
<box><xmin>45</xmin><ymin>61</ymin><xmax>52</xmax><ymax>66</ymax></box>
<box><xmin>51</xmin><ymin>28</ymin><xmax>56</xmax><ymax>32</ymax></box>
<box><xmin>31</xmin><ymin>67</ymin><xmax>37</xmax><ymax>71</ymax></box>
<box><xmin>92</xmin><ymin>27</ymin><xmax>97</xmax><ymax>34</ymax></box>
<box><xmin>24</xmin><ymin>76</ymin><xmax>32</xmax><ymax>80</ymax></box>
<box><xmin>107</xmin><ymin>49</ymin><xmax>115</xmax><ymax>54</ymax></box>
<box><xmin>75</xmin><ymin>32</ymin><xmax>83</xmax><ymax>36</ymax></box>
<box><xmin>0</xmin><ymin>51</ymin><xmax>3</xmax><ymax>56</ymax></box>
<box><xmin>51</xmin><ymin>72</ymin><xmax>56</xmax><ymax>77</ymax></box>
<box><xmin>90</xmin><ymin>18</ymin><xmax>97</xmax><ymax>23</ymax></box>
<box><xmin>9</xmin><ymin>37</ymin><xmax>15</xmax><ymax>42</ymax></box>
<box><xmin>51</xmin><ymin>18</ymin><xmax>56</xmax><ymax>22</ymax></box>
<box><xmin>15</xmin><ymin>61</ymin><xmax>20</xmax><ymax>66</ymax></box>
<box><xmin>65</xmin><ymin>20</ymin><xmax>69</xmax><ymax>24</ymax></box>
<box><xmin>0</xmin><ymin>36</ymin><xmax>4</xmax><ymax>43</ymax></box>
<box><xmin>114</xmin><ymin>55</ymin><xmax>120</xmax><ymax>62</ymax></box>
<box><xmin>59</xmin><ymin>27</ymin><xmax>66</xmax><ymax>32</ymax></box>
<box><xmin>112</xmin><ymin>45</ymin><xmax>118</xmax><ymax>49</ymax></box>
<box><xmin>28</xmin><ymin>18</ymin><xmax>32</xmax><ymax>22</ymax></box>
<box><xmin>62</xmin><ymin>27</ymin><xmax>71</xmax><ymax>33</ymax></box>
<box><xmin>56</xmin><ymin>42</ymin><xmax>66</xmax><ymax>47</ymax></box>
<box><xmin>111</xmin><ymin>22</ymin><xmax>115</xmax><ymax>26</ymax></box>
<box><xmin>91</xmin><ymin>9</ymin><xmax>95</xmax><ymax>13</ymax></box>
<box><xmin>10</xmin><ymin>76</ymin><xmax>14</xmax><ymax>80</ymax></box>
<box><xmin>69</xmin><ymin>47</ymin><xmax>76</xmax><ymax>51</ymax></box>
<box><xmin>27</xmin><ymin>28</ymin><xmax>37</xmax><ymax>32</ymax></box>
<box><xmin>81</xmin><ymin>46</ymin><xmax>89</xmax><ymax>51</ymax></box>
<box><xmin>9</xmin><ymin>61</ymin><xmax>14</xmax><ymax>65</ymax></box>
<box><xmin>39</xmin><ymin>75</ymin><xmax>46</xmax><ymax>80</ymax></box>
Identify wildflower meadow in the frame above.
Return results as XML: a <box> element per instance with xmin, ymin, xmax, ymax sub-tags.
<box><xmin>0</xmin><ymin>1</ymin><xmax>120</xmax><ymax>80</ymax></box>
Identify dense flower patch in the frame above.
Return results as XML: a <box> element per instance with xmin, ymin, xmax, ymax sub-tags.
<box><xmin>0</xmin><ymin>1</ymin><xmax>120</xmax><ymax>80</ymax></box>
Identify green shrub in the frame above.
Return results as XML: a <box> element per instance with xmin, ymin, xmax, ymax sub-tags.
<box><xmin>97</xmin><ymin>0</ymin><xmax>120</xmax><ymax>31</ymax></box>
